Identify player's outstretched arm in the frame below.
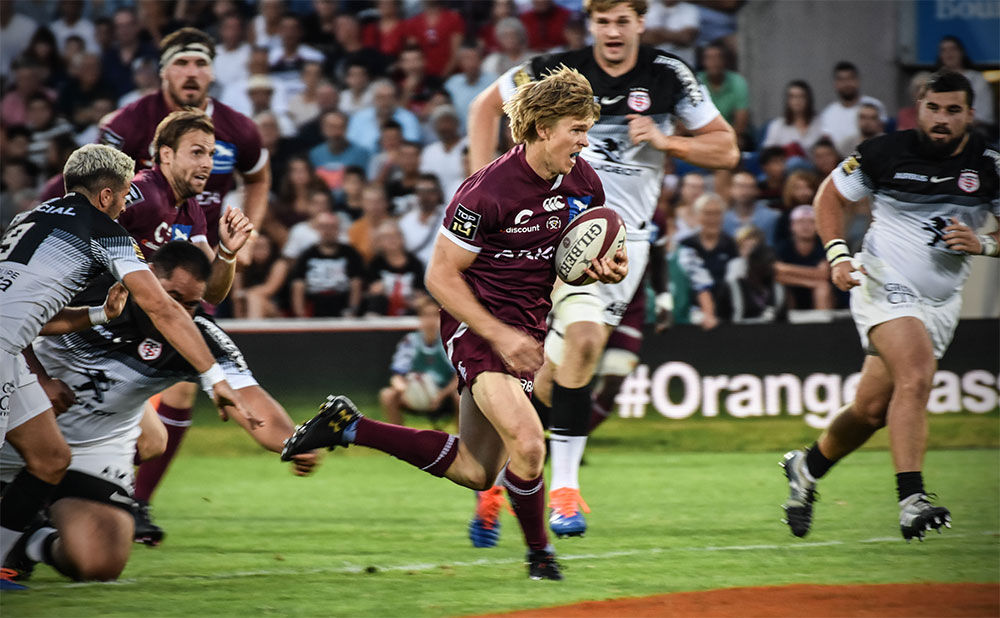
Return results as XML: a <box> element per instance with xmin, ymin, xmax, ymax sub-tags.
<box><xmin>231</xmin><ymin>385</ymin><xmax>318</xmax><ymax>476</ymax></box>
<box><xmin>425</xmin><ymin>236</ymin><xmax>543</xmax><ymax>374</ymax></box>
<box><xmin>467</xmin><ymin>82</ymin><xmax>505</xmax><ymax>174</ymax></box>
<box><xmin>202</xmin><ymin>208</ymin><xmax>255</xmax><ymax>305</ymax></box>
<box><xmin>39</xmin><ymin>282</ymin><xmax>129</xmax><ymax>335</ymax></box>
<box><xmin>121</xmin><ymin>269</ymin><xmax>261</xmax><ymax>428</ymax></box>
<box><xmin>814</xmin><ymin>175</ymin><xmax>865</xmax><ymax>291</ymax></box>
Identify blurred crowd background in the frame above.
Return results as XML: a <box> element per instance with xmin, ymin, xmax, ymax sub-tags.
<box><xmin>1</xmin><ymin>0</ymin><xmax>997</xmax><ymax>325</ymax></box>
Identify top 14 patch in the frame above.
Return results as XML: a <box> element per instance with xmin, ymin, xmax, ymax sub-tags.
<box><xmin>448</xmin><ymin>204</ymin><xmax>481</xmax><ymax>241</ymax></box>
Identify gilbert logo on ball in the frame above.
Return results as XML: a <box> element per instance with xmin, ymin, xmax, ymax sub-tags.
<box><xmin>555</xmin><ymin>207</ymin><xmax>626</xmax><ymax>285</ymax></box>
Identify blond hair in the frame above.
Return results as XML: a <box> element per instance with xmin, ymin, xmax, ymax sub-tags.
<box><xmin>63</xmin><ymin>144</ymin><xmax>135</xmax><ymax>194</ymax></box>
<box><xmin>504</xmin><ymin>65</ymin><xmax>599</xmax><ymax>144</ymax></box>
<box><xmin>583</xmin><ymin>0</ymin><xmax>648</xmax><ymax>17</ymax></box>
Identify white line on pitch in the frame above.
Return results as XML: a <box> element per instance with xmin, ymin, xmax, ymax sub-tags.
<box><xmin>26</xmin><ymin>530</ymin><xmax>999</xmax><ymax>590</ymax></box>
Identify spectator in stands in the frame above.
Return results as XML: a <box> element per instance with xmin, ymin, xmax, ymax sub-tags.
<box><xmin>61</xmin><ymin>34</ymin><xmax>86</xmax><ymax>70</ymax></box>
<box><xmin>347</xmin><ymin>79</ymin><xmax>422</xmax><ymax>153</ymax></box>
<box><xmin>723</xmin><ymin>170</ymin><xmax>779</xmax><ymax>247</ymax></box>
<box><xmin>0</xmin><ymin>158</ymin><xmax>38</xmax><ymax>227</ymax></box>
<box><xmin>331</xmin><ymin>13</ymin><xmax>388</xmax><ymax>84</ymax></box>
<box><xmin>349</xmin><ymin>183</ymin><xmax>392</xmax><ymax>264</ymax></box>
<box><xmin>405</xmin><ymin>0</ymin><xmax>465</xmax><ymax>78</ymax></box>
<box><xmin>215</xmin><ymin>12</ymin><xmax>252</xmax><ymax>88</ymax></box>
<box><xmin>284</xmin><ymin>190</ymin><xmax>335</xmax><ymax>264</ymax></box>
<box><xmin>0</xmin><ymin>2</ymin><xmax>37</xmax><ymax>81</ymax></box>
<box><xmin>297</xmin><ymin>80</ymin><xmax>341</xmax><ymax>149</ymax></box>
<box><xmin>24</xmin><ymin>27</ymin><xmax>67</xmax><ymax>89</ymax></box>
<box><xmin>232</xmin><ymin>233</ymin><xmax>283</xmax><ymax>318</ymax></box>
<box><xmin>774</xmin><ymin>168</ymin><xmax>819</xmax><ymax>247</ymax></box>
<box><xmin>24</xmin><ymin>94</ymin><xmax>73</xmax><ymax>168</ymax></box>
<box><xmin>389</xmin><ymin>140</ymin><xmax>430</xmax><ymax>214</ymax></box>
<box><xmin>310</xmin><ymin>110</ymin><xmax>372</xmax><ymax>193</ymax></box>
<box><xmin>727</xmin><ymin>228</ymin><xmax>784</xmax><ymax>324</ymax></box>
<box><xmin>398</xmin><ymin>173</ymin><xmax>446</xmax><ymax>268</ymax></box>
<box><xmin>895</xmin><ymin>71</ymin><xmax>930</xmax><ymax>132</ymax></box>
<box><xmin>757</xmin><ymin>146</ymin><xmax>786</xmax><ymax>206</ymax></box>
<box><xmin>478</xmin><ymin>0</ymin><xmax>516</xmax><ymax>54</ymax></box>
<box><xmin>269</xmin><ymin>13</ymin><xmax>324</xmax><ymax>95</ymax></box>
<box><xmin>379</xmin><ymin>295</ymin><xmax>458</xmax><ymax>427</ymax></box>
<box><xmin>364</xmin><ymin>220</ymin><xmax>426</xmax><ymax>316</ymax></box>
<box><xmin>339</xmin><ymin>61</ymin><xmax>374</xmax><ymax>116</ymax></box>
<box><xmin>762</xmin><ymin>79</ymin><xmax>824</xmax><ymax>154</ymax></box>
<box><xmin>936</xmin><ymin>35</ymin><xmax>995</xmax><ymax>128</ymax></box>
<box><xmin>396</xmin><ymin>45</ymin><xmax>444</xmax><ymax>117</ymax></box>
<box><xmin>221</xmin><ymin>46</ymin><xmax>286</xmax><ymax>116</ymax></box>
<box><xmin>70</xmin><ymin>95</ymin><xmax>114</xmax><ymax>146</ymax></box>
<box><xmin>246</xmin><ymin>74</ymin><xmax>296</xmax><ymax>136</ymax></box>
<box><xmin>303</xmin><ymin>0</ymin><xmax>339</xmax><ymax>53</ymax></box>
<box><xmin>520</xmin><ymin>0</ymin><xmax>571</xmax><ymax>52</ymax></box>
<box><xmin>2</xmin><ymin>58</ymin><xmax>55</xmax><ymax>127</ymax></box>
<box><xmin>251</xmin><ymin>0</ymin><xmax>284</xmax><ymax>52</ymax></box>
<box><xmin>809</xmin><ymin>137</ymin><xmax>840</xmax><ymax>178</ymax></box>
<box><xmin>364</xmin><ymin>0</ymin><xmax>408</xmax><ymax>59</ymax></box>
<box><xmin>695</xmin><ymin>0</ymin><xmax>741</xmax><ymax>57</ymax></box>
<box><xmin>483</xmin><ymin>17</ymin><xmax>531</xmax><ymax>77</ymax></box>
<box><xmin>670</xmin><ymin>171</ymin><xmax>707</xmax><ymax>244</ymax></box>
<box><xmin>553</xmin><ymin>14</ymin><xmax>588</xmax><ymax>53</ymax></box>
<box><xmin>445</xmin><ymin>41</ymin><xmax>496</xmax><ymax>131</ymax></box>
<box><xmin>118</xmin><ymin>56</ymin><xmax>159</xmax><ymax>107</ymax></box>
<box><xmin>819</xmin><ymin>61</ymin><xmax>886</xmax><ymax>157</ymax></box>
<box><xmin>102</xmin><ymin>7</ymin><xmax>157</xmax><ymax>98</ymax></box>
<box><xmin>679</xmin><ymin>193</ymin><xmax>737</xmax><ymax>322</ymax></box>
<box><xmin>367</xmin><ymin>121</ymin><xmax>405</xmax><ymax>184</ymax></box>
<box><xmin>846</xmin><ymin>101</ymin><xmax>885</xmax><ymax>153</ymax></box>
<box><xmin>286</xmin><ymin>62</ymin><xmax>324</xmax><ymax>128</ymax></box>
<box><xmin>254</xmin><ymin>110</ymin><xmax>298</xmax><ymax>192</ymax></box>
<box><xmin>274</xmin><ymin>156</ymin><xmax>330</xmax><ymax>230</ymax></box>
<box><xmin>291</xmin><ymin>211</ymin><xmax>365</xmax><ymax>317</ymax></box>
<box><xmin>419</xmin><ymin>105</ymin><xmax>466</xmax><ymax>202</ymax></box>
<box><xmin>642</xmin><ymin>0</ymin><xmax>700</xmax><ymax>68</ymax></box>
<box><xmin>56</xmin><ymin>51</ymin><xmax>113</xmax><ymax>120</ymax></box>
<box><xmin>774</xmin><ymin>205</ymin><xmax>832</xmax><ymax>311</ymax></box>
<box><xmin>51</xmin><ymin>0</ymin><xmax>97</xmax><ymax>52</ymax></box>
<box><xmin>337</xmin><ymin>165</ymin><xmax>367</xmax><ymax>222</ymax></box>
<box><xmin>698</xmin><ymin>42</ymin><xmax>749</xmax><ymax>149</ymax></box>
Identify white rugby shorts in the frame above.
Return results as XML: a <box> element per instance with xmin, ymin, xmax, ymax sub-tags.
<box><xmin>850</xmin><ymin>252</ymin><xmax>962</xmax><ymax>360</ymax></box>
<box><xmin>545</xmin><ymin>239</ymin><xmax>649</xmax><ymax>364</ymax></box>
<box><xmin>0</xmin><ymin>350</ymin><xmax>52</xmax><ymax>448</ymax></box>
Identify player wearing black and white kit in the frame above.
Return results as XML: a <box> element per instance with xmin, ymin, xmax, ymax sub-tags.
<box><xmin>467</xmin><ymin>0</ymin><xmax>738</xmax><ymax>538</ymax></box>
<box><xmin>0</xmin><ymin>145</ymin><xmax>253</xmax><ymax>580</ymax></box>
<box><xmin>781</xmin><ymin>71</ymin><xmax>999</xmax><ymax>542</ymax></box>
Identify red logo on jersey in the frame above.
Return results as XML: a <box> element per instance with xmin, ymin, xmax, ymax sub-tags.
<box><xmin>627</xmin><ymin>90</ymin><xmax>651</xmax><ymax>112</ymax></box>
<box><xmin>958</xmin><ymin>170</ymin><xmax>980</xmax><ymax>193</ymax></box>
<box><xmin>138</xmin><ymin>338</ymin><xmax>163</xmax><ymax>361</ymax></box>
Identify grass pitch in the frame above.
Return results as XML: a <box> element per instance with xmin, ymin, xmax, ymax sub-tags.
<box><xmin>4</xmin><ymin>409</ymin><xmax>998</xmax><ymax>618</ymax></box>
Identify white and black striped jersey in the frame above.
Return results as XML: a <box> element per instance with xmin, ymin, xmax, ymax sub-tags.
<box><xmin>31</xmin><ymin>298</ymin><xmax>256</xmax><ymax>446</ymax></box>
<box><xmin>0</xmin><ymin>192</ymin><xmax>149</xmax><ymax>355</ymax></box>
<box><xmin>498</xmin><ymin>46</ymin><xmax>720</xmax><ymax>242</ymax></box>
<box><xmin>832</xmin><ymin>130</ymin><xmax>1000</xmax><ymax>303</ymax></box>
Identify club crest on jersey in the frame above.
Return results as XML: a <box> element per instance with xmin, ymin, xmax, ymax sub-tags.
<box><xmin>958</xmin><ymin>170</ymin><xmax>980</xmax><ymax>193</ymax></box>
<box><xmin>449</xmin><ymin>204</ymin><xmax>480</xmax><ymax>240</ymax></box>
<box><xmin>627</xmin><ymin>89</ymin><xmax>651</xmax><ymax>113</ymax></box>
<box><xmin>546</xmin><ymin>216</ymin><xmax>562</xmax><ymax>231</ymax></box>
<box><xmin>138</xmin><ymin>338</ymin><xmax>162</xmax><ymax>361</ymax></box>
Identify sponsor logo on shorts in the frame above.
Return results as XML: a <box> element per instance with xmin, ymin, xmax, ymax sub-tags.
<box><xmin>607</xmin><ymin>301</ymin><xmax>629</xmax><ymax>318</ymax></box>
<box><xmin>627</xmin><ymin>89</ymin><xmax>651</xmax><ymax>112</ymax></box>
<box><xmin>884</xmin><ymin>283</ymin><xmax>918</xmax><ymax>305</ymax></box>
<box><xmin>958</xmin><ymin>170</ymin><xmax>980</xmax><ymax>193</ymax></box>
<box><xmin>0</xmin><ymin>381</ymin><xmax>13</xmax><ymax>416</ymax></box>
<box><xmin>449</xmin><ymin>204</ymin><xmax>481</xmax><ymax>240</ymax></box>
<box><xmin>520</xmin><ymin>378</ymin><xmax>533</xmax><ymax>393</ymax></box>
<box><xmin>138</xmin><ymin>338</ymin><xmax>163</xmax><ymax>360</ymax></box>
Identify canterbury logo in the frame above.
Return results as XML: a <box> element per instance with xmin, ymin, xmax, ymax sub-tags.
<box><xmin>542</xmin><ymin>196</ymin><xmax>565</xmax><ymax>212</ymax></box>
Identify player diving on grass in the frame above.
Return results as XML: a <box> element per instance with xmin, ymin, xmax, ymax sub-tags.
<box><xmin>281</xmin><ymin>66</ymin><xmax>627</xmax><ymax>580</ymax></box>
<box><xmin>1</xmin><ymin>241</ymin><xmax>317</xmax><ymax>582</ymax></box>
<box><xmin>465</xmin><ymin>0</ymin><xmax>738</xmax><ymax>541</ymax></box>
<box><xmin>780</xmin><ymin>70</ymin><xmax>998</xmax><ymax>542</ymax></box>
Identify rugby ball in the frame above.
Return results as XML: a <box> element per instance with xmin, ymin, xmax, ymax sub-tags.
<box><xmin>402</xmin><ymin>372</ymin><xmax>440</xmax><ymax>411</ymax></box>
<box><xmin>555</xmin><ymin>207</ymin><xmax>626</xmax><ymax>285</ymax></box>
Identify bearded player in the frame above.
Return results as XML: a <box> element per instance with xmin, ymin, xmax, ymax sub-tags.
<box><xmin>281</xmin><ymin>67</ymin><xmax>627</xmax><ymax>580</ymax></box>
<box><xmin>467</xmin><ymin>0</ymin><xmax>738</xmax><ymax>539</ymax></box>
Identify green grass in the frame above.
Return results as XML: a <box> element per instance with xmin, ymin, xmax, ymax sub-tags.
<box><xmin>5</xmin><ymin>412</ymin><xmax>998</xmax><ymax>618</ymax></box>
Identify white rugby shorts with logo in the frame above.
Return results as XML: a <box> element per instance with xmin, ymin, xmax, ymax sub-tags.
<box><xmin>0</xmin><ymin>350</ymin><xmax>52</xmax><ymax>448</ymax></box>
<box><xmin>545</xmin><ymin>238</ymin><xmax>649</xmax><ymax>365</ymax></box>
<box><xmin>849</xmin><ymin>252</ymin><xmax>961</xmax><ymax>360</ymax></box>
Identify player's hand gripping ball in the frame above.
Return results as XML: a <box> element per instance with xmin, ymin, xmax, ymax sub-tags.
<box><xmin>555</xmin><ymin>207</ymin><xmax>626</xmax><ymax>285</ymax></box>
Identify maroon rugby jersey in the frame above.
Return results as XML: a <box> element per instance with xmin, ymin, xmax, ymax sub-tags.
<box><xmin>119</xmin><ymin>168</ymin><xmax>208</xmax><ymax>259</ymax></box>
<box><xmin>438</xmin><ymin>144</ymin><xmax>605</xmax><ymax>336</ymax></box>
<box><xmin>98</xmin><ymin>92</ymin><xmax>266</xmax><ymax>246</ymax></box>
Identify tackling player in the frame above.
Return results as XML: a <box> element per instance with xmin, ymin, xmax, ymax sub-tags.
<box><xmin>2</xmin><ymin>242</ymin><xmax>316</xmax><ymax>582</ymax></box>
<box><xmin>467</xmin><ymin>0</ymin><xmax>738</xmax><ymax>538</ymax></box>
<box><xmin>281</xmin><ymin>67</ymin><xmax>626</xmax><ymax>580</ymax></box>
<box><xmin>781</xmin><ymin>70</ymin><xmax>998</xmax><ymax>541</ymax></box>
<box><xmin>0</xmin><ymin>146</ymin><xmax>253</xmax><ymax>576</ymax></box>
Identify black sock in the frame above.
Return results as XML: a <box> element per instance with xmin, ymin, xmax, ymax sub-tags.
<box><xmin>896</xmin><ymin>471</ymin><xmax>925</xmax><ymax>502</ymax></box>
<box><xmin>550</xmin><ymin>382</ymin><xmax>592</xmax><ymax>437</ymax></box>
<box><xmin>0</xmin><ymin>470</ymin><xmax>58</xmax><ymax>532</ymax></box>
<box><xmin>531</xmin><ymin>397</ymin><xmax>551</xmax><ymax>430</ymax></box>
<box><xmin>805</xmin><ymin>442</ymin><xmax>835</xmax><ymax>479</ymax></box>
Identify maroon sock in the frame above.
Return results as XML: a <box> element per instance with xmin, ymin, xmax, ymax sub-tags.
<box><xmin>133</xmin><ymin>404</ymin><xmax>192</xmax><ymax>502</ymax></box>
<box><xmin>353</xmin><ymin>417</ymin><xmax>458</xmax><ymax>477</ymax></box>
<box><xmin>587</xmin><ymin>399</ymin><xmax>613</xmax><ymax>434</ymax></box>
<box><xmin>502</xmin><ymin>467</ymin><xmax>549</xmax><ymax>551</ymax></box>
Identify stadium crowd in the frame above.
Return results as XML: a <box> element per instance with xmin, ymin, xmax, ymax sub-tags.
<box><xmin>1</xmin><ymin>0</ymin><xmax>996</xmax><ymax>325</ymax></box>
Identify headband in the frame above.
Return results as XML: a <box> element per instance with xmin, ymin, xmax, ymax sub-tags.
<box><xmin>160</xmin><ymin>42</ymin><xmax>214</xmax><ymax>69</ymax></box>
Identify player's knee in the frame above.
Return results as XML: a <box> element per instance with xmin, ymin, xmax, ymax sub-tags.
<box><xmin>23</xmin><ymin>442</ymin><xmax>70</xmax><ymax>484</ymax></box>
<box><xmin>894</xmin><ymin>370</ymin><xmax>933</xmax><ymax>399</ymax></box>
<box><xmin>510</xmin><ymin>434</ymin><xmax>546</xmax><ymax>477</ymax></box>
<box><xmin>850</xmin><ymin>401</ymin><xmax>887</xmax><ymax>429</ymax></box>
<box><xmin>72</xmin><ymin>555</ymin><xmax>126</xmax><ymax>582</ymax></box>
<box><xmin>137</xmin><ymin>423</ymin><xmax>168</xmax><ymax>462</ymax></box>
